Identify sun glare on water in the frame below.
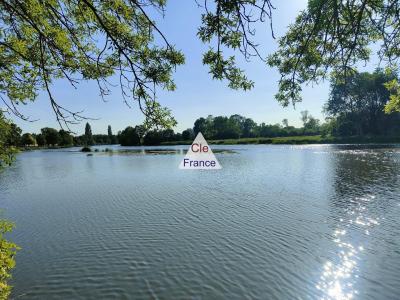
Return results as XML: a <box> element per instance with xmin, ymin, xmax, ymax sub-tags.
<box><xmin>316</xmin><ymin>195</ymin><xmax>380</xmax><ymax>300</ymax></box>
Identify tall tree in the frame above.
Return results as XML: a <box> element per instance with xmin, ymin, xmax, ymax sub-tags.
<box><xmin>84</xmin><ymin>123</ymin><xmax>94</xmax><ymax>146</ymax></box>
<box><xmin>300</xmin><ymin>111</ymin><xmax>309</xmax><ymax>127</ymax></box>
<box><xmin>5</xmin><ymin>123</ymin><xmax>22</xmax><ymax>147</ymax></box>
<box><xmin>59</xmin><ymin>130</ymin><xmax>73</xmax><ymax>146</ymax></box>
<box><xmin>229</xmin><ymin>114</ymin><xmax>246</xmax><ymax>137</ymax></box>
<box><xmin>20</xmin><ymin>133</ymin><xmax>36</xmax><ymax>146</ymax></box>
<box><xmin>134</xmin><ymin>125</ymin><xmax>146</xmax><ymax>143</ymax></box>
<box><xmin>118</xmin><ymin>126</ymin><xmax>140</xmax><ymax>146</ymax></box>
<box><xmin>303</xmin><ymin>116</ymin><xmax>320</xmax><ymax>135</ymax></box>
<box><xmin>182</xmin><ymin>128</ymin><xmax>194</xmax><ymax>140</ymax></box>
<box><xmin>325</xmin><ymin>69</ymin><xmax>400</xmax><ymax>136</ymax></box>
<box><xmin>242</xmin><ymin>118</ymin><xmax>257</xmax><ymax>137</ymax></box>
<box><xmin>107</xmin><ymin>125</ymin><xmax>112</xmax><ymax>144</ymax></box>
<box><xmin>41</xmin><ymin>127</ymin><xmax>60</xmax><ymax>146</ymax></box>
<box><xmin>35</xmin><ymin>133</ymin><xmax>46</xmax><ymax>147</ymax></box>
<box><xmin>193</xmin><ymin>117</ymin><xmax>209</xmax><ymax>137</ymax></box>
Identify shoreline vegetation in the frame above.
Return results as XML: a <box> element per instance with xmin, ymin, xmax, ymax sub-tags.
<box><xmin>10</xmin><ymin>104</ymin><xmax>400</xmax><ymax>154</ymax></box>
<box><xmin>164</xmin><ymin>135</ymin><xmax>400</xmax><ymax>145</ymax></box>
<box><xmin>18</xmin><ymin>135</ymin><xmax>400</xmax><ymax>152</ymax></box>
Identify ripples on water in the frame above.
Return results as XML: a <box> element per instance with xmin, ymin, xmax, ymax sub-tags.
<box><xmin>1</xmin><ymin>145</ymin><xmax>400</xmax><ymax>299</ymax></box>
<box><xmin>316</xmin><ymin>147</ymin><xmax>400</xmax><ymax>300</ymax></box>
<box><xmin>317</xmin><ymin>194</ymin><xmax>378</xmax><ymax>300</ymax></box>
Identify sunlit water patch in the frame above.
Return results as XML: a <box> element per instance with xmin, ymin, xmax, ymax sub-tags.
<box><xmin>317</xmin><ymin>195</ymin><xmax>381</xmax><ymax>300</ymax></box>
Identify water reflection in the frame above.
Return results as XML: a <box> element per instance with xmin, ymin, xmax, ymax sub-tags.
<box><xmin>317</xmin><ymin>146</ymin><xmax>399</xmax><ymax>299</ymax></box>
<box><xmin>317</xmin><ymin>195</ymin><xmax>378</xmax><ymax>299</ymax></box>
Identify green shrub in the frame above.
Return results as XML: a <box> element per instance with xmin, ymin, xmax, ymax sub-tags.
<box><xmin>0</xmin><ymin>219</ymin><xmax>19</xmax><ymax>300</ymax></box>
<box><xmin>81</xmin><ymin>146</ymin><xmax>91</xmax><ymax>152</ymax></box>
<box><xmin>258</xmin><ymin>138</ymin><xmax>273</xmax><ymax>144</ymax></box>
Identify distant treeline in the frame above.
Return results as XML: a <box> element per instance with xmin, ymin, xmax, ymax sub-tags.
<box><xmin>5</xmin><ymin>123</ymin><xmax>118</xmax><ymax>148</ymax></box>
<box><xmin>114</xmin><ymin>111</ymin><xmax>326</xmax><ymax>146</ymax></box>
<box><xmin>7</xmin><ymin>69</ymin><xmax>400</xmax><ymax>147</ymax></box>
<box><xmin>8</xmin><ymin>112</ymin><xmax>322</xmax><ymax>148</ymax></box>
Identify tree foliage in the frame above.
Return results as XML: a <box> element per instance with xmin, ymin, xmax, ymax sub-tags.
<box><xmin>107</xmin><ymin>125</ymin><xmax>116</xmax><ymax>144</ymax></box>
<box><xmin>0</xmin><ymin>112</ymin><xmax>18</xmax><ymax>167</ymax></box>
<box><xmin>198</xmin><ymin>0</ymin><xmax>274</xmax><ymax>90</ymax></box>
<box><xmin>4</xmin><ymin>0</ymin><xmax>400</xmax><ymax>148</ymax></box>
<box><xmin>192</xmin><ymin>113</ymin><xmax>320</xmax><ymax>140</ymax></box>
<box><xmin>58</xmin><ymin>129</ymin><xmax>73</xmax><ymax>146</ymax></box>
<box><xmin>0</xmin><ymin>0</ymin><xmax>279</xmax><ymax>130</ymax></box>
<box><xmin>268</xmin><ymin>0</ymin><xmax>400</xmax><ymax>108</ymax></box>
<box><xmin>41</xmin><ymin>127</ymin><xmax>59</xmax><ymax>146</ymax></box>
<box><xmin>0</xmin><ymin>219</ymin><xmax>19</xmax><ymax>300</ymax></box>
<box><xmin>84</xmin><ymin>122</ymin><xmax>94</xmax><ymax>146</ymax></box>
<box><xmin>0</xmin><ymin>0</ymin><xmax>187</xmax><ymax>129</ymax></box>
<box><xmin>115</xmin><ymin>112</ymin><xmax>319</xmax><ymax>146</ymax></box>
<box><xmin>5</xmin><ymin>123</ymin><xmax>21</xmax><ymax>147</ymax></box>
<box><xmin>182</xmin><ymin>128</ymin><xmax>194</xmax><ymax>140</ymax></box>
<box><xmin>2</xmin><ymin>0</ymin><xmax>400</xmax><ymax>129</ymax></box>
<box><xmin>384</xmin><ymin>79</ymin><xmax>400</xmax><ymax>113</ymax></box>
<box><xmin>20</xmin><ymin>133</ymin><xmax>36</xmax><ymax>146</ymax></box>
<box><xmin>35</xmin><ymin>133</ymin><xmax>45</xmax><ymax>146</ymax></box>
<box><xmin>325</xmin><ymin>69</ymin><xmax>400</xmax><ymax>136</ymax></box>
<box><xmin>118</xmin><ymin>126</ymin><xmax>140</xmax><ymax>146</ymax></box>
<box><xmin>143</xmin><ymin>129</ymin><xmax>164</xmax><ymax>145</ymax></box>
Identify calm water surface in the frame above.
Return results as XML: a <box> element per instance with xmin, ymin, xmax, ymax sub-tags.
<box><xmin>1</xmin><ymin>144</ymin><xmax>400</xmax><ymax>299</ymax></box>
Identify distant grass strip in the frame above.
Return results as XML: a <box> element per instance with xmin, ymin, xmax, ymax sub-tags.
<box><xmin>162</xmin><ymin>135</ymin><xmax>400</xmax><ymax>145</ymax></box>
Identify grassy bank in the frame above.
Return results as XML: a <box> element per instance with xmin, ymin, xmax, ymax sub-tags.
<box><xmin>20</xmin><ymin>136</ymin><xmax>400</xmax><ymax>149</ymax></box>
<box><xmin>162</xmin><ymin>135</ymin><xmax>400</xmax><ymax>145</ymax></box>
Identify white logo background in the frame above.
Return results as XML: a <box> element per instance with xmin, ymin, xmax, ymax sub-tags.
<box><xmin>179</xmin><ymin>132</ymin><xmax>222</xmax><ymax>169</ymax></box>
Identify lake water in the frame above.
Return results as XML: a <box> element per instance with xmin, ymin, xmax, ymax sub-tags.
<box><xmin>1</xmin><ymin>144</ymin><xmax>400</xmax><ymax>299</ymax></box>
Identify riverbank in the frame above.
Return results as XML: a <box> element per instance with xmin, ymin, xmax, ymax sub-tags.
<box><xmin>162</xmin><ymin>135</ymin><xmax>400</xmax><ymax>145</ymax></box>
<box><xmin>20</xmin><ymin>135</ymin><xmax>400</xmax><ymax>150</ymax></box>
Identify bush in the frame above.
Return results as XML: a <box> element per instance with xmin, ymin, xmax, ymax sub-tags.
<box><xmin>81</xmin><ymin>146</ymin><xmax>91</xmax><ymax>152</ymax></box>
<box><xmin>118</xmin><ymin>126</ymin><xmax>140</xmax><ymax>146</ymax></box>
<box><xmin>258</xmin><ymin>138</ymin><xmax>273</xmax><ymax>144</ymax></box>
<box><xmin>0</xmin><ymin>219</ymin><xmax>20</xmax><ymax>299</ymax></box>
<box><xmin>143</xmin><ymin>130</ymin><xmax>163</xmax><ymax>145</ymax></box>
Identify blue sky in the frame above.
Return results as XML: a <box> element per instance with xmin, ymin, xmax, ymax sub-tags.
<box><xmin>10</xmin><ymin>0</ymin><xmax>333</xmax><ymax>135</ymax></box>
